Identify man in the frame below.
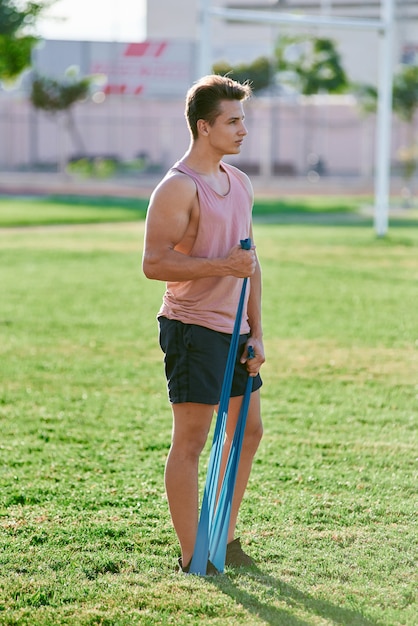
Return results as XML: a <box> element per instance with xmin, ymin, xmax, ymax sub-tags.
<box><xmin>142</xmin><ymin>74</ymin><xmax>265</xmax><ymax>574</ymax></box>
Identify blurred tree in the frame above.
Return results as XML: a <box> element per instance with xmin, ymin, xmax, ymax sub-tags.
<box><xmin>392</xmin><ymin>64</ymin><xmax>418</xmax><ymax>125</ymax></box>
<box><xmin>352</xmin><ymin>82</ymin><xmax>378</xmax><ymax>115</ymax></box>
<box><xmin>213</xmin><ymin>36</ymin><xmax>348</xmax><ymax>96</ymax></box>
<box><xmin>275</xmin><ymin>35</ymin><xmax>348</xmax><ymax>176</ymax></box>
<box><xmin>0</xmin><ymin>0</ymin><xmax>53</xmax><ymax>82</ymax></box>
<box><xmin>212</xmin><ymin>57</ymin><xmax>271</xmax><ymax>93</ymax></box>
<box><xmin>275</xmin><ymin>35</ymin><xmax>348</xmax><ymax>95</ymax></box>
<box><xmin>355</xmin><ymin>65</ymin><xmax>418</xmax><ymax>202</ymax></box>
<box><xmin>392</xmin><ymin>65</ymin><xmax>418</xmax><ymax>203</ymax></box>
<box><xmin>356</xmin><ymin>64</ymin><xmax>418</xmax><ymax>123</ymax></box>
<box><xmin>30</xmin><ymin>68</ymin><xmax>95</xmax><ymax>163</ymax></box>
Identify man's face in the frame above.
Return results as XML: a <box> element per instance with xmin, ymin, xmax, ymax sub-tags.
<box><xmin>205</xmin><ymin>99</ymin><xmax>248</xmax><ymax>156</ymax></box>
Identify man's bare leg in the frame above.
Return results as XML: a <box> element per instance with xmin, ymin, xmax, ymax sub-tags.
<box><xmin>164</xmin><ymin>402</ymin><xmax>215</xmax><ymax>566</ymax></box>
<box><xmin>220</xmin><ymin>390</ymin><xmax>263</xmax><ymax>543</ymax></box>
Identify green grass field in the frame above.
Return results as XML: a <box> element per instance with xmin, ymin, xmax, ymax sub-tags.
<box><xmin>0</xmin><ymin>196</ymin><xmax>417</xmax><ymax>625</ymax></box>
<box><xmin>0</xmin><ymin>194</ymin><xmax>372</xmax><ymax>227</ymax></box>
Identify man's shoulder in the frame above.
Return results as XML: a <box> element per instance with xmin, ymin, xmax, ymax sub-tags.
<box><xmin>154</xmin><ymin>167</ymin><xmax>197</xmax><ymax>197</ymax></box>
<box><xmin>147</xmin><ymin>167</ymin><xmax>198</xmax><ymax>219</ymax></box>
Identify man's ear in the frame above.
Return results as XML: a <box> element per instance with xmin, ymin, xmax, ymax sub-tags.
<box><xmin>197</xmin><ymin>118</ymin><xmax>209</xmax><ymax>136</ymax></box>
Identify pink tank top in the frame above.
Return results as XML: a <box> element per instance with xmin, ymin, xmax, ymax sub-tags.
<box><xmin>157</xmin><ymin>159</ymin><xmax>253</xmax><ymax>334</ymax></box>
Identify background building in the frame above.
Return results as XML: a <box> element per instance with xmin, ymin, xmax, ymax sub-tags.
<box><xmin>147</xmin><ymin>0</ymin><xmax>418</xmax><ymax>84</ymax></box>
<box><xmin>0</xmin><ymin>1</ymin><xmax>416</xmax><ymax>185</ymax></box>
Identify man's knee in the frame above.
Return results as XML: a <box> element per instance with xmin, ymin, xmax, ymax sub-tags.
<box><xmin>246</xmin><ymin>421</ymin><xmax>263</xmax><ymax>449</ymax></box>
<box><xmin>170</xmin><ymin>432</ymin><xmax>208</xmax><ymax>461</ymax></box>
<box><xmin>240</xmin><ymin>415</ymin><xmax>263</xmax><ymax>457</ymax></box>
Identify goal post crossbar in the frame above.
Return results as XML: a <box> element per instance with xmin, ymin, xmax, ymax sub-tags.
<box><xmin>199</xmin><ymin>1</ymin><xmax>395</xmax><ymax>236</ymax></box>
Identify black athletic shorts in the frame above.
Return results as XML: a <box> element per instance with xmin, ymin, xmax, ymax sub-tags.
<box><xmin>158</xmin><ymin>317</ymin><xmax>263</xmax><ymax>405</ymax></box>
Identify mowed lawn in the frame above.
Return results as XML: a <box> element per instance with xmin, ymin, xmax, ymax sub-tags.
<box><xmin>0</xmin><ymin>197</ymin><xmax>417</xmax><ymax>625</ymax></box>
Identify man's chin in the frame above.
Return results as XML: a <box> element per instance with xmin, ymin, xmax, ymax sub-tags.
<box><xmin>225</xmin><ymin>146</ymin><xmax>241</xmax><ymax>155</ymax></box>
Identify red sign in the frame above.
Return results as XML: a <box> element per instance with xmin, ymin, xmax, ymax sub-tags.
<box><xmin>90</xmin><ymin>40</ymin><xmax>194</xmax><ymax>97</ymax></box>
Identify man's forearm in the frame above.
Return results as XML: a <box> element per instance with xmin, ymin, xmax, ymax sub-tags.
<box><xmin>143</xmin><ymin>248</ymin><xmax>228</xmax><ymax>282</ymax></box>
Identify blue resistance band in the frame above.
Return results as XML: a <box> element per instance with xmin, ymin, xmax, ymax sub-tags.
<box><xmin>189</xmin><ymin>238</ymin><xmax>253</xmax><ymax>575</ymax></box>
<box><xmin>208</xmin><ymin>344</ymin><xmax>254</xmax><ymax>572</ymax></box>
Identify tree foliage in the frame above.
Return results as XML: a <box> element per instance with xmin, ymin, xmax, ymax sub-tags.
<box><xmin>0</xmin><ymin>0</ymin><xmax>44</xmax><ymax>35</ymax></box>
<box><xmin>275</xmin><ymin>35</ymin><xmax>348</xmax><ymax>95</ymax></box>
<box><xmin>30</xmin><ymin>70</ymin><xmax>95</xmax><ymax>154</ymax></box>
<box><xmin>30</xmin><ymin>73</ymin><xmax>91</xmax><ymax>112</ymax></box>
<box><xmin>0</xmin><ymin>32</ymin><xmax>36</xmax><ymax>80</ymax></box>
<box><xmin>0</xmin><ymin>0</ymin><xmax>52</xmax><ymax>81</ymax></box>
<box><xmin>355</xmin><ymin>64</ymin><xmax>418</xmax><ymax>124</ymax></box>
<box><xmin>352</xmin><ymin>82</ymin><xmax>378</xmax><ymax>116</ymax></box>
<box><xmin>355</xmin><ymin>64</ymin><xmax>418</xmax><ymax>188</ymax></box>
<box><xmin>212</xmin><ymin>36</ymin><xmax>348</xmax><ymax>96</ymax></box>
<box><xmin>392</xmin><ymin>65</ymin><xmax>418</xmax><ymax>124</ymax></box>
<box><xmin>392</xmin><ymin>65</ymin><xmax>418</xmax><ymax>187</ymax></box>
<box><xmin>213</xmin><ymin>56</ymin><xmax>271</xmax><ymax>93</ymax></box>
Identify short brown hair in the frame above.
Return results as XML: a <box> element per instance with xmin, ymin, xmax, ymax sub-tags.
<box><xmin>185</xmin><ymin>74</ymin><xmax>252</xmax><ymax>140</ymax></box>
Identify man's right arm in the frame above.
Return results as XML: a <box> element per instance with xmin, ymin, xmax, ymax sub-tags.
<box><xmin>142</xmin><ymin>174</ymin><xmax>255</xmax><ymax>282</ymax></box>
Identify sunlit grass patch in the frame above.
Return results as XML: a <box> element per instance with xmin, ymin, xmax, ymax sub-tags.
<box><xmin>0</xmin><ymin>217</ymin><xmax>416</xmax><ymax>625</ymax></box>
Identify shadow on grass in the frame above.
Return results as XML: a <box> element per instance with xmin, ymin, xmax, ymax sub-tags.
<box><xmin>209</xmin><ymin>565</ymin><xmax>382</xmax><ymax>626</ymax></box>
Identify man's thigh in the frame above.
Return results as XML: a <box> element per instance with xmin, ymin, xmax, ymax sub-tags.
<box><xmin>170</xmin><ymin>402</ymin><xmax>216</xmax><ymax>451</ymax></box>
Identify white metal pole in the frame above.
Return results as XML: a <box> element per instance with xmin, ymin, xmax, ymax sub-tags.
<box><xmin>208</xmin><ymin>4</ymin><xmax>394</xmax><ymax>234</ymax></box>
<box><xmin>209</xmin><ymin>8</ymin><xmax>385</xmax><ymax>32</ymax></box>
<box><xmin>320</xmin><ymin>0</ymin><xmax>332</xmax><ymax>16</ymax></box>
<box><xmin>197</xmin><ymin>0</ymin><xmax>212</xmax><ymax>79</ymax></box>
<box><xmin>374</xmin><ymin>0</ymin><xmax>395</xmax><ymax>236</ymax></box>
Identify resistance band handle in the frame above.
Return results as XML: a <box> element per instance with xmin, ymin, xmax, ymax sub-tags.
<box><xmin>247</xmin><ymin>345</ymin><xmax>255</xmax><ymax>360</ymax></box>
<box><xmin>240</xmin><ymin>238</ymin><xmax>252</xmax><ymax>250</ymax></box>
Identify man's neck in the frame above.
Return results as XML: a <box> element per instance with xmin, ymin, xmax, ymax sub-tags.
<box><xmin>182</xmin><ymin>144</ymin><xmax>224</xmax><ymax>177</ymax></box>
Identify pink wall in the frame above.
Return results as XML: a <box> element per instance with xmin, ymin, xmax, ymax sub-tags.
<box><xmin>0</xmin><ymin>94</ymin><xmax>412</xmax><ymax>179</ymax></box>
